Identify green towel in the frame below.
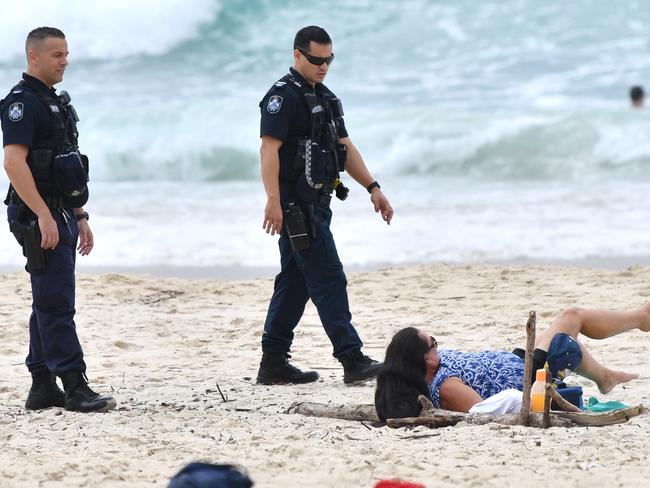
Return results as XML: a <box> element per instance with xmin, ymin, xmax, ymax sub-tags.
<box><xmin>583</xmin><ymin>396</ymin><xmax>628</xmax><ymax>412</ymax></box>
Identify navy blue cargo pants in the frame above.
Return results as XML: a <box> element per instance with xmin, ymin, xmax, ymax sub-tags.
<box><xmin>261</xmin><ymin>201</ymin><xmax>363</xmax><ymax>358</ymax></box>
<box><xmin>8</xmin><ymin>204</ymin><xmax>86</xmax><ymax>375</ymax></box>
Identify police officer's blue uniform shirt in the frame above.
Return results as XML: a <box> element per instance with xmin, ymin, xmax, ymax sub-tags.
<box><xmin>2</xmin><ymin>72</ymin><xmax>87</xmax><ymax>376</ymax></box>
<box><xmin>260</xmin><ymin>67</ymin><xmax>348</xmax><ymax>142</ymax></box>
<box><xmin>1</xmin><ymin>73</ymin><xmax>54</xmax><ymax>148</ymax></box>
<box><xmin>259</xmin><ymin>67</ymin><xmax>364</xmax><ymax>358</ymax></box>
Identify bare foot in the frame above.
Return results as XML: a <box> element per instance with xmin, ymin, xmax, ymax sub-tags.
<box><xmin>597</xmin><ymin>370</ymin><xmax>639</xmax><ymax>394</ymax></box>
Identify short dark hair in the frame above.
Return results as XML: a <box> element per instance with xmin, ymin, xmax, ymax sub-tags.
<box><xmin>293</xmin><ymin>26</ymin><xmax>332</xmax><ymax>52</ymax></box>
<box><xmin>374</xmin><ymin>327</ymin><xmax>431</xmax><ymax>422</ymax></box>
<box><xmin>25</xmin><ymin>27</ymin><xmax>66</xmax><ymax>54</ymax></box>
<box><xmin>630</xmin><ymin>86</ymin><xmax>645</xmax><ymax>103</ymax></box>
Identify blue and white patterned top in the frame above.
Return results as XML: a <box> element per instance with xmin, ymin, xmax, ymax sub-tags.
<box><xmin>428</xmin><ymin>349</ymin><xmax>525</xmax><ymax>408</ymax></box>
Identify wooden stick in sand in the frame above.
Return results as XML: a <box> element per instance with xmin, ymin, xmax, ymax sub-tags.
<box><xmin>518</xmin><ymin>310</ymin><xmax>537</xmax><ymax>426</ymax></box>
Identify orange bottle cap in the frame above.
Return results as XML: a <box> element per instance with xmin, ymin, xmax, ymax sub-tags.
<box><xmin>535</xmin><ymin>369</ymin><xmax>547</xmax><ymax>381</ymax></box>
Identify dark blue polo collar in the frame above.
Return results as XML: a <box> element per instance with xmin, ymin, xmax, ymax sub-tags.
<box><xmin>21</xmin><ymin>72</ymin><xmax>57</xmax><ymax>97</ymax></box>
<box><xmin>289</xmin><ymin>67</ymin><xmax>322</xmax><ymax>90</ymax></box>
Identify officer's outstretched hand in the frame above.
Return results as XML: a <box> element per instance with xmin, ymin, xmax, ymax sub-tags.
<box><xmin>263</xmin><ymin>197</ymin><xmax>283</xmax><ymax>236</ymax></box>
<box><xmin>370</xmin><ymin>189</ymin><xmax>394</xmax><ymax>225</ymax></box>
<box><xmin>38</xmin><ymin>213</ymin><xmax>59</xmax><ymax>250</ymax></box>
<box><xmin>77</xmin><ymin>220</ymin><xmax>94</xmax><ymax>256</ymax></box>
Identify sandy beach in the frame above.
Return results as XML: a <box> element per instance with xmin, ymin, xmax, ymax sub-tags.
<box><xmin>3</xmin><ymin>2</ymin><xmax>650</xmax><ymax>486</ymax></box>
<box><xmin>0</xmin><ymin>263</ymin><xmax>649</xmax><ymax>487</ymax></box>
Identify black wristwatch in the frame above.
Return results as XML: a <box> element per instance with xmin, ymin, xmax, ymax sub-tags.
<box><xmin>76</xmin><ymin>211</ymin><xmax>89</xmax><ymax>222</ymax></box>
<box><xmin>366</xmin><ymin>181</ymin><xmax>381</xmax><ymax>194</ymax></box>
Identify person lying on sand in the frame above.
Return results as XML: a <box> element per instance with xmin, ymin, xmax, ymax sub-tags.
<box><xmin>374</xmin><ymin>305</ymin><xmax>649</xmax><ymax>420</ymax></box>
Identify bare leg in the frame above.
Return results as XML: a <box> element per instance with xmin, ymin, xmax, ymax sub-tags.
<box><xmin>533</xmin><ymin>306</ymin><xmax>645</xmax><ymax>394</ymax></box>
<box><xmin>535</xmin><ymin>304</ymin><xmax>650</xmax><ymax>351</ymax></box>
<box><xmin>574</xmin><ymin>339</ymin><xmax>638</xmax><ymax>394</ymax></box>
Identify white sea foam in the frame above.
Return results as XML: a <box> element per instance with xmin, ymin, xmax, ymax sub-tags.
<box><xmin>2</xmin><ymin>178</ymin><xmax>650</xmax><ymax>269</ymax></box>
<box><xmin>0</xmin><ymin>0</ymin><xmax>221</xmax><ymax>61</ymax></box>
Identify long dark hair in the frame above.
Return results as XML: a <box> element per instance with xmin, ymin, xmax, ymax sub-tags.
<box><xmin>374</xmin><ymin>327</ymin><xmax>430</xmax><ymax>421</ymax></box>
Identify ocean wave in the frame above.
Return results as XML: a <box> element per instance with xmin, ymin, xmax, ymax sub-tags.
<box><xmin>92</xmin><ymin>146</ymin><xmax>257</xmax><ymax>182</ymax></box>
<box><xmin>356</xmin><ymin>110</ymin><xmax>650</xmax><ymax>181</ymax></box>
<box><xmin>72</xmin><ymin>108</ymin><xmax>650</xmax><ymax>183</ymax></box>
<box><xmin>0</xmin><ymin>0</ymin><xmax>221</xmax><ymax>62</ymax></box>
<box><xmin>2</xmin><ymin>0</ymin><xmax>649</xmax><ymax>184</ymax></box>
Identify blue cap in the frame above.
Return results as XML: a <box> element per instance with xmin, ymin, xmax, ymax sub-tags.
<box><xmin>547</xmin><ymin>333</ymin><xmax>582</xmax><ymax>378</ymax></box>
<box><xmin>53</xmin><ymin>148</ymin><xmax>89</xmax><ymax>208</ymax></box>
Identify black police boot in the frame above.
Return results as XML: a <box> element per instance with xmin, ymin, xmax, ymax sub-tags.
<box><xmin>256</xmin><ymin>352</ymin><xmax>319</xmax><ymax>385</ymax></box>
<box><xmin>60</xmin><ymin>371</ymin><xmax>117</xmax><ymax>413</ymax></box>
<box><xmin>339</xmin><ymin>349</ymin><xmax>383</xmax><ymax>384</ymax></box>
<box><xmin>25</xmin><ymin>371</ymin><xmax>66</xmax><ymax>410</ymax></box>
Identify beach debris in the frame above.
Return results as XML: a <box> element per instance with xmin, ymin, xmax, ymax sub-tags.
<box><xmin>216</xmin><ymin>383</ymin><xmax>228</xmax><ymax>402</ymax></box>
<box><xmin>139</xmin><ymin>289</ymin><xmax>185</xmax><ymax>305</ymax></box>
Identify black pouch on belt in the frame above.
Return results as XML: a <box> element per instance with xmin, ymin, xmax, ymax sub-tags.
<box><xmin>283</xmin><ymin>203</ymin><xmax>310</xmax><ymax>252</ymax></box>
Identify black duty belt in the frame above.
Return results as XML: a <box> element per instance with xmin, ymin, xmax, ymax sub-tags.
<box><xmin>280</xmin><ymin>181</ymin><xmax>333</xmax><ymax>206</ymax></box>
<box><xmin>8</xmin><ymin>190</ymin><xmax>63</xmax><ymax>210</ymax></box>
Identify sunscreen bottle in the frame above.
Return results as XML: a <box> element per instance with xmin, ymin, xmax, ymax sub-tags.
<box><xmin>530</xmin><ymin>368</ymin><xmax>547</xmax><ymax>413</ymax></box>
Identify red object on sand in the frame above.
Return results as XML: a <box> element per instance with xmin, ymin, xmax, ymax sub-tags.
<box><xmin>375</xmin><ymin>480</ymin><xmax>425</xmax><ymax>488</ymax></box>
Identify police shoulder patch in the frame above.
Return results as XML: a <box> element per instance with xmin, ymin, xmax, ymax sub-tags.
<box><xmin>8</xmin><ymin>102</ymin><xmax>24</xmax><ymax>122</ymax></box>
<box><xmin>267</xmin><ymin>95</ymin><xmax>283</xmax><ymax>114</ymax></box>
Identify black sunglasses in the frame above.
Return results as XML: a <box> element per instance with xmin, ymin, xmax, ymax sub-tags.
<box><xmin>298</xmin><ymin>48</ymin><xmax>335</xmax><ymax>66</ymax></box>
<box><xmin>428</xmin><ymin>336</ymin><xmax>438</xmax><ymax>351</ymax></box>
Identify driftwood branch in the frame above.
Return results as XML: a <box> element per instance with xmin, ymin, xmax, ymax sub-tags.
<box><xmin>518</xmin><ymin>310</ymin><xmax>537</xmax><ymax>426</ymax></box>
<box><xmin>288</xmin><ymin>402</ymin><xmax>645</xmax><ymax>429</ymax></box>
<box><xmin>418</xmin><ymin>394</ymin><xmax>434</xmax><ymax>414</ymax></box>
<box><xmin>386</xmin><ymin>411</ymin><xmax>574</xmax><ymax>429</ymax></box>
<box><xmin>287</xmin><ymin>402</ymin><xmax>575</xmax><ymax>428</ymax></box>
<box><xmin>287</xmin><ymin>402</ymin><xmax>379</xmax><ymax>422</ymax></box>
<box><xmin>554</xmin><ymin>405</ymin><xmax>646</xmax><ymax>426</ymax></box>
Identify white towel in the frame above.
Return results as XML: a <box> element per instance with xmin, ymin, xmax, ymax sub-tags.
<box><xmin>469</xmin><ymin>389</ymin><xmax>522</xmax><ymax>415</ymax></box>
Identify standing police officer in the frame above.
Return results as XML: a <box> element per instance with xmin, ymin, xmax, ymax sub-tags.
<box><xmin>257</xmin><ymin>26</ymin><xmax>394</xmax><ymax>385</ymax></box>
<box><xmin>2</xmin><ymin>27</ymin><xmax>115</xmax><ymax>412</ymax></box>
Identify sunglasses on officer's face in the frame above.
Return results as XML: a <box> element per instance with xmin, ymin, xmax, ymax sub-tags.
<box><xmin>298</xmin><ymin>48</ymin><xmax>335</xmax><ymax>66</ymax></box>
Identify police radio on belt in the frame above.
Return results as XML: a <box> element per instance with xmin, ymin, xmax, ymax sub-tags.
<box><xmin>284</xmin><ymin>203</ymin><xmax>310</xmax><ymax>252</ymax></box>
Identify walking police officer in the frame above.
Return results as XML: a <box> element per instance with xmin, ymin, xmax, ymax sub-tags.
<box><xmin>257</xmin><ymin>26</ymin><xmax>394</xmax><ymax>385</ymax></box>
<box><xmin>2</xmin><ymin>27</ymin><xmax>115</xmax><ymax>412</ymax></box>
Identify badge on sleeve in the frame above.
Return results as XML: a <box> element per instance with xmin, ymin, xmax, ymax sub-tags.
<box><xmin>8</xmin><ymin>102</ymin><xmax>24</xmax><ymax>122</ymax></box>
<box><xmin>267</xmin><ymin>95</ymin><xmax>283</xmax><ymax>114</ymax></box>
